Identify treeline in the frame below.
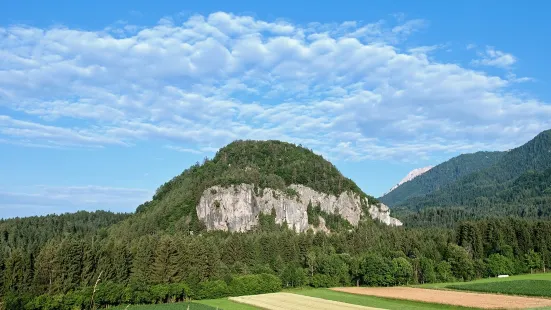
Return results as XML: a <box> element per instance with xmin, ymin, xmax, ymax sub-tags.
<box><xmin>0</xmin><ymin>211</ymin><xmax>129</xmax><ymax>254</ymax></box>
<box><xmin>2</xmin><ymin>217</ymin><xmax>551</xmax><ymax>309</ymax></box>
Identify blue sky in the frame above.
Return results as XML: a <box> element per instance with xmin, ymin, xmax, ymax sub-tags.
<box><xmin>1</xmin><ymin>0</ymin><xmax>550</xmax><ymax>218</ymax></box>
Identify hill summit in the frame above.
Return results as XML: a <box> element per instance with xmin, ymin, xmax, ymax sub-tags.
<box><xmin>130</xmin><ymin>140</ymin><xmax>401</xmax><ymax>235</ymax></box>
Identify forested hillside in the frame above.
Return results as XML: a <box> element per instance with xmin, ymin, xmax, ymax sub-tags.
<box><xmin>380</xmin><ymin>151</ymin><xmax>504</xmax><ymax>206</ymax></box>
<box><xmin>396</xmin><ymin>166</ymin><xmax>551</xmax><ymax>227</ymax></box>
<box><xmin>0</xmin><ymin>211</ymin><xmax>129</xmax><ymax>254</ymax></box>
<box><xmin>385</xmin><ymin>130</ymin><xmax>551</xmax><ymax>226</ymax></box>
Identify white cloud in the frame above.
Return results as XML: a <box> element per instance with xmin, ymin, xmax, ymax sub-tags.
<box><xmin>164</xmin><ymin>145</ymin><xmax>217</xmax><ymax>154</ymax></box>
<box><xmin>0</xmin><ymin>12</ymin><xmax>549</xmax><ymax>162</ymax></box>
<box><xmin>472</xmin><ymin>46</ymin><xmax>517</xmax><ymax>68</ymax></box>
<box><xmin>391</xmin><ymin>19</ymin><xmax>427</xmax><ymax>36</ymax></box>
<box><xmin>408</xmin><ymin>44</ymin><xmax>443</xmax><ymax>54</ymax></box>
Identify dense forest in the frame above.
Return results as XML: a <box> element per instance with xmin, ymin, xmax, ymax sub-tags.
<box><xmin>2</xmin><ymin>138</ymin><xmax>551</xmax><ymax>309</ymax></box>
<box><xmin>2</xmin><ymin>214</ymin><xmax>551</xmax><ymax>309</ymax></box>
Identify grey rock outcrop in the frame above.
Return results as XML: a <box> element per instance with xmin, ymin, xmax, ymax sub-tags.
<box><xmin>196</xmin><ymin>183</ymin><xmax>403</xmax><ymax>232</ymax></box>
<box><xmin>368</xmin><ymin>203</ymin><xmax>403</xmax><ymax>226</ymax></box>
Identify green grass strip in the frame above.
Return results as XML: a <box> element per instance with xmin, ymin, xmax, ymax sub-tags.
<box><xmin>111</xmin><ymin>302</ymin><xmax>216</xmax><ymax>309</ymax></box>
<box><xmin>448</xmin><ymin>280</ymin><xmax>551</xmax><ymax>298</ymax></box>
<box><xmin>196</xmin><ymin>298</ymin><xmax>260</xmax><ymax>310</ymax></box>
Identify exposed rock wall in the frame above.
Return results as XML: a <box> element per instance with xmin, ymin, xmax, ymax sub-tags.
<box><xmin>368</xmin><ymin>203</ymin><xmax>403</xmax><ymax>226</ymax></box>
<box><xmin>196</xmin><ymin>183</ymin><xmax>402</xmax><ymax>232</ymax></box>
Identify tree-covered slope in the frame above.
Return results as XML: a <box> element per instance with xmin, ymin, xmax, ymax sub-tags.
<box><xmin>399</xmin><ymin>130</ymin><xmax>551</xmax><ymax>211</ymax></box>
<box><xmin>112</xmin><ymin>140</ymin><xmax>378</xmax><ymax>238</ymax></box>
<box><xmin>0</xmin><ymin>211</ymin><xmax>129</xmax><ymax>254</ymax></box>
<box><xmin>380</xmin><ymin>151</ymin><xmax>504</xmax><ymax>206</ymax></box>
<box><xmin>396</xmin><ymin>168</ymin><xmax>551</xmax><ymax>227</ymax></box>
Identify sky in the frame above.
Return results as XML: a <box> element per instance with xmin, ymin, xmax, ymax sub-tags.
<box><xmin>1</xmin><ymin>0</ymin><xmax>550</xmax><ymax>218</ymax></box>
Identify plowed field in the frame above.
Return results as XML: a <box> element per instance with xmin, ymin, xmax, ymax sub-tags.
<box><xmin>332</xmin><ymin>287</ymin><xmax>551</xmax><ymax>309</ymax></box>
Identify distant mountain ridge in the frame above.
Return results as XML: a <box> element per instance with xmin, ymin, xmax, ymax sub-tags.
<box><xmin>380</xmin><ymin>151</ymin><xmax>505</xmax><ymax>206</ymax></box>
<box><xmin>385</xmin><ymin>166</ymin><xmax>433</xmax><ymax>195</ymax></box>
<box><xmin>403</xmin><ymin>130</ymin><xmax>551</xmax><ymax>209</ymax></box>
<box><xmin>382</xmin><ymin>129</ymin><xmax>551</xmax><ymax>226</ymax></box>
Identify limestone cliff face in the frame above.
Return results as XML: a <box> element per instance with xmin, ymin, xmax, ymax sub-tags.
<box><xmin>368</xmin><ymin>203</ymin><xmax>403</xmax><ymax>226</ymax></box>
<box><xmin>196</xmin><ymin>183</ymin><xmax>402</xmax><ymax>232</ymax></box>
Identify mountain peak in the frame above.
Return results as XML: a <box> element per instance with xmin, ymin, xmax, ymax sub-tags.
<box><xmin>385</xmin><ymin>166</ymin><xmax>433</xmax><ymax>195</ymax></box>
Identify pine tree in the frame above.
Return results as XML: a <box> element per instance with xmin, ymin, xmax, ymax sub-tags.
<box><xmin>60</xmin><ymin>238</ymin><xmax>83</xmax><ymax>292</ymax></box>
<box><xmin>130</xmin><ymin>236</ymin><xmax>154</xmax><ymax>284</ymax></box>
<box><xmin>112</xmin><ymin>241</ymin><xmax>131</xmax><ymax>284</ymax></box>
<box><xmin>80</xmin><ymin>237</ymin><xmax>97</xmax><ymax>287</ymax></box>
<box><xmin>3</xmin><ymin>248</ymin><xmax>30</xmax><ymax>293</ymax></box>
<box><xmin>32</xmin><ymin>240</ymin><xmax>59</xmax><ymax>294</ymax></box>
<box><xmin>151</xmin><ymin>235</ymin><xmax>180</xmax><ymax>284</ymax></box>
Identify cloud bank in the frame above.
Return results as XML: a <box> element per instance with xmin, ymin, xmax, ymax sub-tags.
<box><xmin>0</xmin><ymin>11</ymin><xmax>549</xmax><ymax>162</ymax></box>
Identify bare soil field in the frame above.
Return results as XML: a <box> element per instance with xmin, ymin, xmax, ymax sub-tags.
<box><xmin>332</xmin><ymin>287</ymin><xmax>551</xmax><ymax>309</ymax></box>
<box><xmin>229</xmin><ymin>292</ymin><xmax>384</xmax><ymax>310</ymax></box>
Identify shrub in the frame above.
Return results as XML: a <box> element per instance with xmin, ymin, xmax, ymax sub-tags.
<box><xmin>197</xmin><ymin>280</ymin><xmax>229</xmax><ymax>300</ymax></box>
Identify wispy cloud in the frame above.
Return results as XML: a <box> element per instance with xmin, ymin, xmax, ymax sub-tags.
<box><xmin>472</xmin><ymin>46</ymin><xmax>517</xmax><ymax>68</ymax></box>
<box><xmin>0</xmin><ymin>12</ymin><xmax>549</xmax><ymax>162</ymax></box>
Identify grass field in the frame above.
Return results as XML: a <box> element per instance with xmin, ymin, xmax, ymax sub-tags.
<box><xmin>418</xmin><ymin>272</ymin><xmax>551</xmax><ymax>289</ymax></box>
<box><xmin>295</xmin><ymin>288</ymin><xmax>477</xmax><ymax>309</ymax></box>
<box><xmin>447</xmin><ymin>280</ymin><xmax>551</xmax><ymax>298</ymax></box>
<box><xmin>197</xmin><ymin>298</ymin><xmax>260</xmax><ymax>310</ymax></box>
<box><xmin>111</xmin><ymin>299</ymin><xmax>259</xmax><ymax>310</ymax></box>
<box><xmin>417</xmin><ymin>272</ymin><xmax>551</xmax><ymax>309</ymax></box>
<box><xmin>111</xmin><ymin>302</ymin><xmax>216</xmax><ymax>309</ymax></box>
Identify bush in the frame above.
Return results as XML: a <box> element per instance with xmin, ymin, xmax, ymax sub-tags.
<box><xmin>229</xmin><ymin>274</ymin><xmax>281</xmax><ymax>296</ymax></box>
<box><xmin>95</xmin><ymin>282</ymin><xmax>125</xmax><ymax>306</ymax></box>
<box><xmin>310</xmin><ymin>274</ymin><xmax>336</xmax><ymax>288</ymax></box>
<box><xmin>436</xmin><ymin>261</ymin><xmax>455</xmax><ymax>283</ymax></box>
<box><xmin>486</xmin><ymin>253</ymin><xmax>514</xmax><ymax>276</ymax></box>
<box><xmin>196</xmin><ymin>280</ymin><xmax>229</xmax><ymax>300</ymax></box>
<box><xmin>150</xmin><ymin>284</ymin><xmax>171</xmax><ymax>303</ymax></box>
<box><xmin>257</xmin><ymin>273</ymin><xmax>282</xmax><ymax>293</ymax></box>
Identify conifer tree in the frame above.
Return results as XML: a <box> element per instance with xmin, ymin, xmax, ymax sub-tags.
<box><xmin>151</xmin><ymin>235</ymin><xmax>180</xmax><ymax>284</ymax></box>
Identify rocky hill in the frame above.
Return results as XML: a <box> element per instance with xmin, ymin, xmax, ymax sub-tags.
<box><xmin>118</xmin><ymin>140</ymin><xmax>401</xmax><ymax>237</ymax></box>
